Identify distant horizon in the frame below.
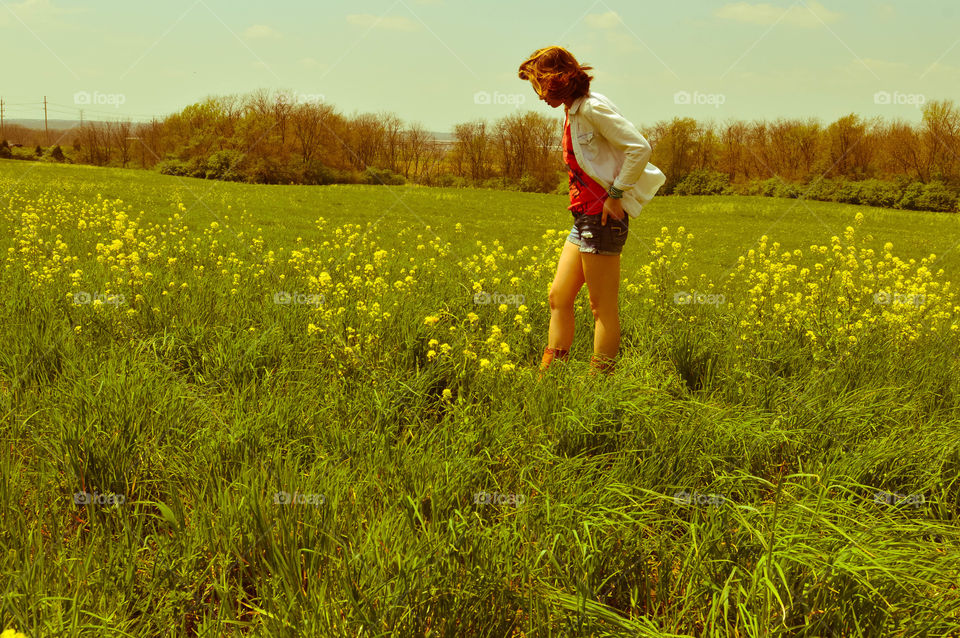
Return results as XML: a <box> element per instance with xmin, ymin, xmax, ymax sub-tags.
<box><xmin>5</xmin><ymin>86</ymin><xmax>957</xmax><ymax>140</ymax></box>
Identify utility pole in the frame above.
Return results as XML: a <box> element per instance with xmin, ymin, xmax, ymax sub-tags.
<box><xmin>79</xmin><ymin>109</ymin><xmax>84</xmax><ymax>128</ymax></box>
<box><xmin>43</xmin><ymin>95</ymin><xmax>49</xmax><ymax>145</ymax></box>
<box><xmin>0</xmin><ymin>99</ymin><xmax>5</xmax><ymax>141</ymax></box>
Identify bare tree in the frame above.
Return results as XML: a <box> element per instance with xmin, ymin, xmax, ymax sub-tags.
<box><xmin>452</xmin><ymin>119</ymin><xmax>491</xmax><ymax>181</ymax></box>
<box><xmin>378</xmin><ymin>113</ymin><xmax>404</xmax><ymax>174</ymax></box>
<box><xmin>400</xmin><ymin>122</ymin><xmax>431</xmax><ymax>180</ymax></box>
<box><xmin>290</xmin><ymin>101</ymin><xmax>335</xmax><ymax>166</ymax></box>
<box><xmin>112</xmin><ymin>120</ymin><xmax>133</xmax><ymax>168</ymax></box>
<box><xmin>346</xmin><ymin>112</ymin><xmax>385</xmax><ymax>171</ymax></box>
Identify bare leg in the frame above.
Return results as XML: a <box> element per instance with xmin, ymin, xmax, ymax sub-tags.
<box><xmin>547</xmin><ymin>240</ymin><xmax>586</xmax><ymax>351</ymax></box>
<box><xmin>581</xmin><ymin>252</ymin><xmax>621</xmax><ymax>363</ymax></box>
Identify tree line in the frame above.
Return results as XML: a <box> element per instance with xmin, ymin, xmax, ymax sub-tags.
<box><xmin>2</xmin><ymin>90</ymin><xmax>959</xmax><ymax>210</ymax></box>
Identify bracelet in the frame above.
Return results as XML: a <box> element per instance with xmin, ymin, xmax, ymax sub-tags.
<box><xmin>607</xmin><ymin>184</ymin><xmax>624</xmax><ymax>199</ymax></box>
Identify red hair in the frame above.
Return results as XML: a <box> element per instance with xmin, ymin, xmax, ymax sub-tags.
<box><xmin>518</xmin><ymin>46</ymin><xmax>593</xmax><ymax>102</ymax></box>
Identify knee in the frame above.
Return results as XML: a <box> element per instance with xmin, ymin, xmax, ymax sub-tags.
<box><xmin>589</xmin><ymin>298</ymin><xmax>618</xmax><ymax>322</ymax></box>
<box><xmin>548</xmin><ymin>286</ymin><xmax>575</xmax><ymax>311</ymax></box>
<box><xmin>589</xmin><ymin>300</ymin><xmax>601</xmax><ymax>321</ymax></box>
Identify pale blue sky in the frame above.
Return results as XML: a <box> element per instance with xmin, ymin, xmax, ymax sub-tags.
<box><xmin>1</xmin><ymin>0</ymin><xmax>958</xmax><ymax>131</ymax></box>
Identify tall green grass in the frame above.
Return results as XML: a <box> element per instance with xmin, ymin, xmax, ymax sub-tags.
<box><xmin>1</xmin><ymin>160</ymin><xmax>959</xmax><ymax>637</ymax></box>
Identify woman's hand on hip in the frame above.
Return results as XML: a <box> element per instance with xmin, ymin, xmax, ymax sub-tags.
<box><xmin>601</xmin><ymin>196</ymin><xmax>625</xmax><ymax>225</ymax></box>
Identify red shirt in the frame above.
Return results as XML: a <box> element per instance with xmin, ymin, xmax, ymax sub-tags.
<box><xmin>563</xmin><ymin>112</ymin><xmax>607</xmax><ymax>215</ymax></box>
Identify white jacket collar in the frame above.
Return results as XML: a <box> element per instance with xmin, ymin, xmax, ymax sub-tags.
<box><xmin>567</xmin><ymin>92</ymin><xmax>589</xmax><ymax>115</ymax></box>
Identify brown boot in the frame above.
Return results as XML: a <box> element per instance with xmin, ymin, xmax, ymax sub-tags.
<box><xmin>589</xmin><ymin>353</ymin><xmax>616</xmax><ymax>376</ymax></box>
<box><xmin>538</xmin><ymin>346</ymin><xmax>569</xmax><ymax>377</ymax></box>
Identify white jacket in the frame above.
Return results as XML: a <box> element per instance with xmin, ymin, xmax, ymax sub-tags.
<box><xmin>566</xmin><ymin>91</ymin><xmax>666</xmax><ymax>218</ymax></box>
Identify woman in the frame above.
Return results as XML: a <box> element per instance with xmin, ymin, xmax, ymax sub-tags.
<box><xmin>518</xmin><ymin>46</ymin><xmax>666</xmax><ymax>375</ymax></box>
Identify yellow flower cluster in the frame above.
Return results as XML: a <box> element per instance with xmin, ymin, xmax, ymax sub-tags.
<box><xmin>6</xmin><ymin>187</ymin><xmax>954</xmax><ymax>376</ymax></box>
<box><xmin>724</xmin><ymin>220</ymin><xmax>957</xmax><ymax>352</ymax></box>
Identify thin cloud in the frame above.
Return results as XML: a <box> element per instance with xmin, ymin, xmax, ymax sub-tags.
<box><xmin>876</xmin><ymin>3</ymin><xmax>895</xmax><ymax>20</ymax></box>
<box><xmin>300</xmin><ymin>57</ymin><xmax>328</xmax><ymax>70</ymax></box>
<box><xmin>243</xmin><ymin>24</ymin><xmax>282</xmax><ymax>39</ymax></box>
<box><xmin>0</xmin><ymin>0</ymin><xmax>88</xmax><ymax>26</ymax></box>
<box><xmin>715</xmin><ymin>1</ymin><xmax>842</xmax><ymax>28</ymax></box>
<box><xmin>346</xmin><ymin>13</ymin><xmax>419</xmax><ymax>32</ymax></box>
<box><xmin>585</xmin><ymin>11</ymin><xmax>622</xmax><ymax>29</ymax></box>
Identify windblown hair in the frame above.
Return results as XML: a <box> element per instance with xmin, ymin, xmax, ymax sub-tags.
<box><xmin>518</xmin><ymin>46</ymin><xmax>593</xmax><ymax>102</ymax></box>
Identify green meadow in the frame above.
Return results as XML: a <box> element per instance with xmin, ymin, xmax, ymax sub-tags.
<box><xmin>1</xmin><ymin>159</ymin><xmax>959</xmax><ymax>637</ymax></box>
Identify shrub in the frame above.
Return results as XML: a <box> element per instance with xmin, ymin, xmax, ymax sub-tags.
<box><xmin>435</xmin><ymin>173</ymin><xmax>468</xmax><ymax>188</ymax></box>
<box><xmin>915</xmin><ymin>181</ymin><xmax>957</xmax><ymax>212</ymax></box>
<box><xmin>896</xmin><ymin>181</ymin><xmax>924</xmax><ymax>211</ymax></box>
<box><xmin>518</xmin><ymin>174</ymin><xmax>540</xmax><ymax>193</ymax></box>
<box><xmin>298</xmin><ymin>160</ymin><xmax>339</xmax><ymax>185</ymax></box>
<box><xmin>480</xmin><ymin>177</ymin><xmax>519</xmax><ymax>191</ymax></box>
<box><xmin>803</xmin><ymin>177</ymin><xmax>840</xmax><ymax>202</ymax></box>
<box><xmin>759</xmin><ymin>178</ymin><xmax>781</xmax><ymax>198</ymax></box>
<box><xmin>156</xmin><ymin>159</ymin><xmax>190</xmax><ymax>177</ymax></box>
<box><xmin>362</xmin><ymin>166</ymin><xmax>406</xmax><ymax>186</ymax></box>
<box><xmin>731</xmin><ymin>180</ymin><xmax>763</xmax><ymax>197</ymax></box>
<box><xmin>856</xmin><ymin>179</ymin><xmax>900</xmax><ymax>208</ymax></box>
<box><xmin>49</xmin><ymin>145</ymin><xmax>66</xmax><ymax>162</ymax></box>
<box><xmin>186</xmin><ymin>156</ymin><xmax>207</xmax><ymax>179</ymax></box>
<box><xmin>833</xmin><ymin>180</ymin><xmax>862</xmax><ymax>204</ymax></box>
<box><xmin>35</xmin><ymin>145</ymin><xmax>43</xmax><ymax>157</ymax></box>
<box><xmin>674</xmin><ymin>170</ymin><xmax>731</xmax><ymax>196</ymax></box>
<box><xmin>245</xmin><ymin>158</ymin><xmax>294</xmax><ymax>184</ymax></box>
<box><xmin>204</xmin><ymin>150</ymin><xmax>245</xmax><ymax>181</ymax></box>
<box><xmin>0</xmin><ymin>140</ymin><xmax>11</xmax><ymax>159</ymax></box>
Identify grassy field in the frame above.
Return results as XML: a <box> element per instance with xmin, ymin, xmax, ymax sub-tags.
<box><xmin>1</xmin><ymin>159</ymin><xmax>959</xmax><ymax>637</ymax></box>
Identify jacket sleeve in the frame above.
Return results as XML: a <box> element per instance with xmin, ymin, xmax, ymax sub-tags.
<box><xmin>582</xmin><ymin>98</ymin><xmax>653</xmax><ymax>192</ymax></box>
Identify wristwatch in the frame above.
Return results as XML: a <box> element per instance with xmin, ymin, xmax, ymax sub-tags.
<box><xmin>607</xmin><ymin>184</ymin><xmax>624</xmax><ymax>199</ymax></box>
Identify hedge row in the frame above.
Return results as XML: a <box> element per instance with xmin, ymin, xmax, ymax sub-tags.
<box><xmin>673</xmin><ymin>169</ymin><xmax>960</xmax><ymax>213</ymax></box>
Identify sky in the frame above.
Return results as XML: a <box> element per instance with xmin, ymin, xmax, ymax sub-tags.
<box><xmin>1</xmin><ymin>0</ymin><xmax>959</xmax><ymax>132</ymax></box>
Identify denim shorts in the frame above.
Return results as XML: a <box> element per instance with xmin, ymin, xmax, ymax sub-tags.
<box><xmin>566</xmin><ymin>211</ymin><xmax>629</xmax><ymax>255</ymax></box>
